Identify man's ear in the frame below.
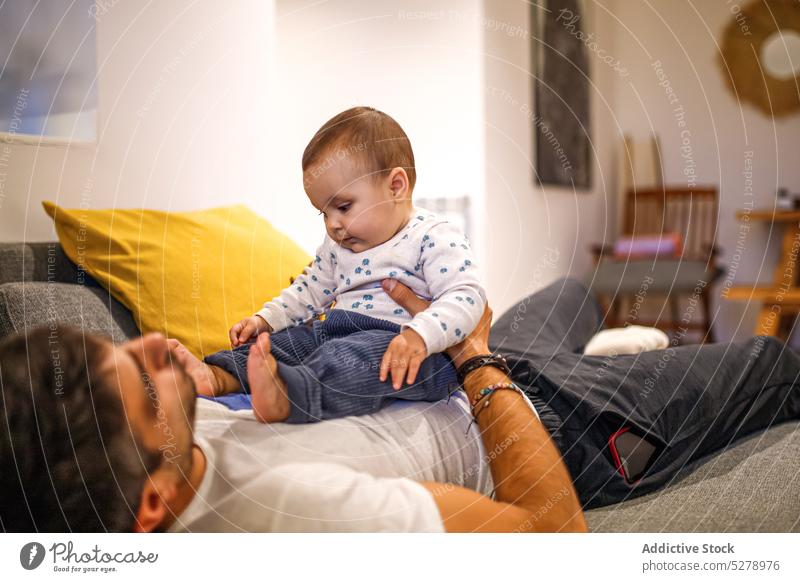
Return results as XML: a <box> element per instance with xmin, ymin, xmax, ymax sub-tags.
<box><xmin>133</xmin><ymin>473</ymin><xmax>176</xmax><ymax>533</ymax></box>
<box><xmin>386</xmin><ymin>167</ymin><xmax>410</xmax><ymax>201</ymax></box>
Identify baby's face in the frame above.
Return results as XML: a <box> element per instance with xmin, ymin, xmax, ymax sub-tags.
<box><xmin>304</xmin><ymin>154</ymin><xmax>409</xmax><ymax>253</ymax></box>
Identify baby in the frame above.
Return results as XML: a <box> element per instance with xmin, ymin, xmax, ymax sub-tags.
<box><xmin>203</xmin><ymin>106</ymin><xmax>486</xmax><ymax>423</ymax></box>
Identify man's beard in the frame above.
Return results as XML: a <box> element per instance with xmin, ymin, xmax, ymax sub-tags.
<box><xmin>161</xmin><ymin>358</ymin><xmax>198</xmax><ymax>476</ymax></box>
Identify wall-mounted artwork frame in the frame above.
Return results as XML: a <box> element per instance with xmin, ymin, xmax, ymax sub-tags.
<box><xmin>531</xmin><ymin>0</ymin><xmax>592</xmax><ymax>189</ymax></box>
<box><xmin>0</xmin><ymin>0</ymin><xmax>97</xmax><ymax>144</ymax></box>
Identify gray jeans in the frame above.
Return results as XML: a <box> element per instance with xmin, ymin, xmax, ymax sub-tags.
<box><xmin>489</xmin><ymin>277</ymin><xmax>800</xmax><ymax>508</ymax></box>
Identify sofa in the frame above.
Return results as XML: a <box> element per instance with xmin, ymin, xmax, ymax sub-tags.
<box><xmin>1</xmin><ymin>242</ymin><xmax>798</xmax><ymax>532</ymax></box>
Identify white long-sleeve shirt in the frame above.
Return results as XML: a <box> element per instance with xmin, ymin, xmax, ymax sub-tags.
<box><xmin>256</xmin><ymin>207</ymin><xmax>486</xmax><ymax>356</ymax></box>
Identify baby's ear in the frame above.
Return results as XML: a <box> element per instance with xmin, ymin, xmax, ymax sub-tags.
<box><xmin>387</xmin><ymin>167</ymin><xmax>410</xmax><ymax>198</ymax></box>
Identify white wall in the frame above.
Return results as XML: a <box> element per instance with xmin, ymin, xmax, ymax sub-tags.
<box><xmin>269</xmin><ymin>0</ymin><xmax>486</xmax><ymax>260</ymax></box>
<box><xmin>612</xmin><ymin>0</ymin><xmax>800</xmax><ymax>341</ymax></box>
<box><xmin>482</xmin><ymin>0</ymin><xmax>619</xmax><ymax>318</ymax></box>
<box><xmin>1</xmin><ymin>1</ymin><xmax>275</xmax><ymax>241</ymax></box>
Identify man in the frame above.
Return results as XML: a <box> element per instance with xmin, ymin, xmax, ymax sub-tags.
<box><xmin>0</xmin><ymin>278</ymin><xmax>585</xmax><ymax>532</ymax></box>
<box><xmin>175</xmin><ymin>276</ymin><xmax>800</xmax><ymax>510</ymax></box>
<box><xmin>2</xmin><ymin>277</ymin><xmax>798</xmax><ymax>530</ymax></box>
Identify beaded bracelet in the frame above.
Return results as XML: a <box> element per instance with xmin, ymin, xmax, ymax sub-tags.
<box><xmin>465</xmin><ymin>382</ymin><xmax>524</xmax><ymax>435</ymax></box>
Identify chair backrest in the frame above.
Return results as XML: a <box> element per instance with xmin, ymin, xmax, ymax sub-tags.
<box><xmin>622</xmin><ymin>187</ymin><xmax>718</xmax><ymax>261</ymax></box>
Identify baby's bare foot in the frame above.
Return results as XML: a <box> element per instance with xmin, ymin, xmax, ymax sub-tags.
<box><xmin>168</xmin><ymin>338</ymin><xmax>221</xmax><ymax>397</ymax></box>
<box><xmin>247</xmin><ymin>333</ymin><xmax>290</xmax><ymax>423</ymax></box>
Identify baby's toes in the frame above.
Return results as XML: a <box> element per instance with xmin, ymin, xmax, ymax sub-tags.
<box><xmin>255</xmin><ymin>332</ymin><xmax>271</xmax><ymax>355</ymax></box>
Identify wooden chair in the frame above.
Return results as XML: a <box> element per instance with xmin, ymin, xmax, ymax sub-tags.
<box><xmin>588</xmin><ymin>187</ymin><xmax>723</xmax><ymax>343</ymax></box>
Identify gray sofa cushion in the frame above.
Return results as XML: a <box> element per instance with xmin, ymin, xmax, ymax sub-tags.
<box><xmin>0</xmin><ymin>243</ymin><xmax>36</xmax><ymax>282</ymax></box>
<box><xmin>0</xmin><ymin>242</ymin><xmax>138</xmax><ymax>341</ymax></box>
<box><xmin>0</xmin><ymin>242</ymin><xmax>91</xmax><ymax>286</ymax></box>
<box><xmin>0</xmin><ymin>282</ymin><xmax>139</xmax><ymax>343</ymax></box>
<box><xmin>586</xmin><ymin>422</ymin><xmax>800</xmax><ymax>532</ymax></box>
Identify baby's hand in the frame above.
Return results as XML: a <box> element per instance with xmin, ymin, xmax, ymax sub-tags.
<box><xmin>380</xmin><ymin>329</ymin><xmax>428</xmax><ymax>390</ymax></box>
<box><xmin>230</xmin><ymin>315</ymin><xmax>271</xmax><ymax>347</ymax></box>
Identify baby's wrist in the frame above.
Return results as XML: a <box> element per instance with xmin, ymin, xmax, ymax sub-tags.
<box><xmin>255</xmin><ymin>313</ymin><xmax>272</xmax><ymax>332</ymax></box>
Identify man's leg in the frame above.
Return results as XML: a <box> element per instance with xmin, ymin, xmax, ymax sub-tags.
<box><xmin>533</xmin><ymin>335</ymin><xmax>800</xmax><ymax>508</ymax></box>
<box><xmin>489</xmin><ymin>277</ymin><xmax>604</xmax><ymax>359</ymax></box>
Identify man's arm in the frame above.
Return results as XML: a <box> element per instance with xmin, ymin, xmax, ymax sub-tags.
<box><xmin>421</xmin><ymin>366</ymin><xmax>586</xmax><ymax>532</ymax></box>
<box><xmin>383</xmin><ymin>279</ymin><xmax>587</xmax><ymax>533</ymax></box>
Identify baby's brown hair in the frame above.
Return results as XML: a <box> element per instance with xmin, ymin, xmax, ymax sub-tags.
<box><xmin>302</xmin><ymin>106</ymin><xmax>416</xmax><ymax>191</ymax></box>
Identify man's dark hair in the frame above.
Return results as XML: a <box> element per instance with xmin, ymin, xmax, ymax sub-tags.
<box><xmin>302</xmin><ymin>106</ymin><xmax>417</xmax><ymax>191</ymax></box>
<box><xmin>0</xmin><ymin>325</ymin><xmax>161</xmax><ymax>532</ymax></box>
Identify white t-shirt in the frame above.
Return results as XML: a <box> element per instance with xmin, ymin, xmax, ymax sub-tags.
<box><xmin>168</xmin><ymin>393</ymin><xmax>493</xmax><ymax>532</ymax></box>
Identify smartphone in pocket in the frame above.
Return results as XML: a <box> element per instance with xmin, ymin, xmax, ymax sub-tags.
<box><xmin>608</xmin><ymin>427</ymin><xmax>658</xmax><ymax>483</ymax></box>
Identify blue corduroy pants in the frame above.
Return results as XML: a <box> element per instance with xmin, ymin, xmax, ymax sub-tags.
<box><xmin>204</xmin><ymin>309</ymin><xmax>459</xmax><ymax>423</ymax></box>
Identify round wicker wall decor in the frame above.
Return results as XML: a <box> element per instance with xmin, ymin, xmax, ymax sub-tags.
<box><xmin>719</xmin><ymin>0</ymin><xmax>800</xmax><ymax>117</ymax></box>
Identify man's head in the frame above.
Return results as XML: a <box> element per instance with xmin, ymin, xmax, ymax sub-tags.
<box><xmin>302</xmin><ymin>106</ymin><xmax>416</xmax><ymax>252</ymax></box>
<box><xmin>0</xmin><ymin>325</ymin><xmax>197</xmax><ymax>532</ymax></box>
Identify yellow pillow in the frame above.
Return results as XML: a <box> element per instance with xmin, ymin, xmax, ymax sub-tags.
<box><xmin>43</xmin><ymin>202</ymin><xmax>311</xmax><ymax>357</ymax></box>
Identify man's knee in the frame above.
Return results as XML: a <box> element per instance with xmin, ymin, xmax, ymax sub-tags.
<box><xmin>553</xmin><ymin>277</ymin><xmax>601</xmax><ymax>320</ymax></box>
<box><xmin>535</xmin><ymin>277</ymin><xmax>590</xmax><ymax>305</ymax></box>
<box><xmin>748</xmin><ymin>335</ymin><xmax>787</xmax><ymax>359</ymax></box>
<box><xmin>556</xmin><ymin>277</ymin><xmax>590</xmax><ymax>297</ymax></box>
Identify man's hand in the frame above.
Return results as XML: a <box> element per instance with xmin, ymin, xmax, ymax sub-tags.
<box><xmin>381</xmin><ymin>278</ymin><xmax>492</xmax><ymax>368</ymax></box>
<box><xmin>380</xmin><ymin>328</ymin><xmax>428</xmax><ymax>390</ymax></box>
<box><xmin>229</xmin><ymin>315</ymin><xmax>272</xmax><ymax>348</ymax></box>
